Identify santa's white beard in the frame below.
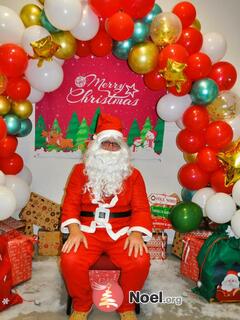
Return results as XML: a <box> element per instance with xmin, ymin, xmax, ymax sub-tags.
<box><xmin>83</xmin><ymin>139</ymin><xmax>132</xmax><ymax>201</ymax></box>
<box><xmin>221</xmin><ymin>276</ymin><xmax>240</xmax><ymax>292</ymax></box>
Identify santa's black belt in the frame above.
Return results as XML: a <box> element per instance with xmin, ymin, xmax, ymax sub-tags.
<box><xmin>81</xmin><ymin>210</ymin><xmax>131</xmax><ymax>218</ymax></box>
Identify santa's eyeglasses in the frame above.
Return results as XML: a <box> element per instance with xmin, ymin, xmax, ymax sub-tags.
<box><xmin>101</xmin><ymin>140</ymin><xmax>121</xmax><ymax>150</ymax></box>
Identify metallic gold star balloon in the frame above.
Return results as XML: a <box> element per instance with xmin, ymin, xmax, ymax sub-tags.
<box><xmin>218</xmin><ymin>139</ymin><xmax>240</xmax><ymax>186</ymax></box>
<box><xmin>30</xmin><ymin>36</ymin><xmax>60</xmax><ymax>66</ymax></box>
<box><xmin>160</xmin><ymin>59</ymin><xmax>187</xmax><ymax>92</ymax></box>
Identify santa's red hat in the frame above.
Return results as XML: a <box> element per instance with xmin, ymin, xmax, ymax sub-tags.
<box><xmin>226</xmin><ymin>270</ymin><xmax>240</xmax><ymax>277</ymax></box>
<box><xmin>94</xmin><ymin>113</ymin><xmax>123</xmax><ymax>141</ymax></box>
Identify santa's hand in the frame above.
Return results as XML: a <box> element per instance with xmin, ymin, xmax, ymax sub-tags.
<box><xmin>124</xmin><ymin>231</ymin><xmax>148</xmax><ymax>258</ymax></box>
<box><xmin>62</xmin><ymin>225</ymin><xmax>88</xmax><ymax>253</ymax></box>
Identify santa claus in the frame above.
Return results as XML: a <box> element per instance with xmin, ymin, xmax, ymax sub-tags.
<box><xmin>220</xmin><ymin>271</ymin><xmax>240</xmax><ymax>292</ymax></box>
<box><xmin>60</xmin><ymin>113</ymin><xmax>152</xmax><ymax>320</ymax></box>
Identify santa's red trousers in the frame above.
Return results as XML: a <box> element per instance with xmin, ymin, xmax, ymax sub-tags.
<box><xmin>60</xmin><ymin>228</ymin><xmax>151</xmax><ymax>312</ymax></box>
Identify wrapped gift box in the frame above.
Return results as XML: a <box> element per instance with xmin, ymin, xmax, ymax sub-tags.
<box><xmin>89</xmin><ymin>270</ymin><xmax>120</xmax><ymax>288</ymax></box>
<box><xmin>180</xmin><ymin>232</ymin><xmax>212</xmax><ymax>282</ymax></box>
<box><xmin>0</xmin><ymin>217</ymin><xmax>25</xmax><ymax>235</ymax></box>
<box><xmin>2</xmin><ymin>230</ymin><xmax>34</xmax><ymax>287</ymax></box>
<box><xmin>146</xmin><ymin>232</ymin><xmax>168</xmax><ymax>260</ymax></box>
<box><xmin>19</xmin><ymin>192</ymin><xmax>61</xmax><ymax>235</ymax></box>
<box><xmin>38</xmin><ymin>230</ymin><xmax>62</xmax><ymax>256</ymax></box>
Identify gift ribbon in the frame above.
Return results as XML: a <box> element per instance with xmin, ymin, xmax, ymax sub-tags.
<box><xmin>182</xmin><ymin>238</ymin><xmax>191</xmax><ymax>263</ymax></box>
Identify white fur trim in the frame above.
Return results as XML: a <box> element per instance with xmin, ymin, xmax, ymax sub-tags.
<box><xmin>95</xmin><ymin>130</ymin><xmax>123</xmax><ymax>142</ymax></box>
<box><xmin>128</xmin><ymin>226</ymin><xmax>152</xmax><ymax>242</ymax></box>
<box><xmin>61</xmin><ymin>218</ymin><xmax>81</xmax><ymax>233</ymax></box>
<box><xmin>197</xmin><ymin>281</ymin><xmax>202</xmax><ymax>288</ymax></box>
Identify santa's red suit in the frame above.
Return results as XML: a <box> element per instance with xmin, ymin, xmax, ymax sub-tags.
<box><xmin>60</xmin><ymin>163</ymin><xmax>152</xmax><ymax>313</ymax></box>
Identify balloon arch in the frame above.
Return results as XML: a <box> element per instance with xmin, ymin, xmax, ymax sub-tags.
<box><xmin>0</xmin><ymin>0</ymin><xmax>240</xmax><ymax>237</ymax></box>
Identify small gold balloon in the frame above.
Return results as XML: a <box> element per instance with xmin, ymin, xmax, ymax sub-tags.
<box><xmin>0</xmin><ymin>96</ymin><xmax>11</xmax><ymax>116</ymax></box>
<box><xmin>191</xmin><ymin>19</ymin><xmax>201</xmax><ymax>31</ymax></box>
<box><xmin>128</xmin><ymin>42</ymin><xmax>159</xmax><ymax>74</ymax></box>
<box><xmin>51</xmin><ymin>32</ymin><xmax>77</xmax><ymax>60</ymax></box>
<box><xmin>20</xmin><ymin>4</ymin><xmax>42</xmax><ymax>27</ymax></box>
<box><xmin>11</xmin><ymin>100</ymin><xmax>33</xmax><ymax>119</ymax></box>
<box><xmin>183</xmin><ymin>152</ymin><xmax>198</xmax><ymax>163</ymax></box>
<box><xmin>0</xmin><ymin>74</ymin><xmax>8</xmax><ymax>95</ymax></box>
<box><xmin>150</xmin><ymin>12</ymin><xmax>182</xmax><ymax>47</ymax></box>
<box><xmin>38</xmin><ymin>0</ymin><xmax>45</xmax><ymax>4</ymax></box>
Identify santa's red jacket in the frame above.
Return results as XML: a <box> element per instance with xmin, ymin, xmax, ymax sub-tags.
<box><xmin>61</xmin><ymin>163</ymin><xmax>152</xmax><ymax>241</ymax></box>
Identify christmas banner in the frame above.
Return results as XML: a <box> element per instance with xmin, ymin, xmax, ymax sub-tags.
<box><xmin>35</xmin><ymin>54</ymin><xmax>165</xmax><ymax>159</ymax></box>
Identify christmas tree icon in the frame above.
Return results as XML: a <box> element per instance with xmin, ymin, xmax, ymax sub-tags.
<box><xmin>127</xmin><ymin>119</ymin><xmax>140</xmax><ymax>147</ymax></box>
<box><xmin>140</xmin><ymin>117</ymin><xmax>152</xmax><ymax>142</ymax></box>
<box><xmin>47</xmin><ymin>118</ymin><xmax>62</xmax><ymax>151</ymax></box>
<box><xmin>66</xmin><ymin>112</ymin><xmax>80</xmax><ymax>146</ymax></box>
<box><xmin>75</xmin><ymin>118</ymin><xmax>89</xmax><ymax>152</ymax></box>
<box><xmin>99</xmin><ymin>285</ymin><xmax>118</xmax><ymax>309</ymax></box>
<box><xmin>89</xmin><ymin>107</ymin><xmax>101</xmax><ymax>135</ymax></box>
<box><xmin>35</xmin><ymin>114</ymin><xmax>46</xmax><ymax>149</ymax></box>
<box><xmin>154</xmin><ymin>118</ymin><xmax>165</xmax><ymax>154</ymax></box>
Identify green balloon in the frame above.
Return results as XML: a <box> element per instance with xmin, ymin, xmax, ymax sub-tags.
<box><xmin>181</xmin><ymin>188</ymin><xmax>196</xmax><ymax>202</ymax></box>
<box><xmin>113</xmin><ymin>39</ymin><xmax>136</xmax><ymax>60</ymax></box>
<box><xmin>40</xmin><ymin>10</ymin><xmax>60</xmax><ymax>33</ymax></box>
<box><xmin>17</xmin><ymin>119</ymin><xmax>32</xmax><ymax>137</ymax></box>
<box><xmin>142</xmin><ymin>4</ymin><xmax>162</xmax><ymax>24</ymax></box>
<box><xmin>132</xmin><ymin>21</ymin><xmax>149</xmax><ymax>43</ymax></box>
<box><xmin>191</xmin><ymin>78</ymin><xmax>219</xmax><ymax>105</ymax></box>
<box><xmin>169</xmin><ymin>201</ymin><xmax>203</xmax><ymax>233</ymax></box>
<box><xmin>4</xmin><ymin>114</ymin><xmax>21</xmax><ymax>135</ymax></box>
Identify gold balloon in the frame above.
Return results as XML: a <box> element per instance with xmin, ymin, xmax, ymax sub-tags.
<box><xmin>20</xmin><ymin>4</ymin><xmax>42</xmax><ymax>27</ymax></box>
<box><xmin>183</xmin><ymin>152</ymin><xmax>198</xmax><ymax>163</ymax></box>
<box><xmin>191</xmin><ymin>19</ymin><xmax>201</xmax><ymax>31</ymax></box>
<box><xmin>11</xmin><ymin>100</ymin><xmax>33</xmax><ymax>119</ymax></box>
<box><xmin>38</xmin><ymin>0</ymin><xmax>45</xmax><ymax>4</ymax></box>
<box><xmin>31</xmin><ymin>36</ymin><xmax>60</xmax><ymax>66</ymax></box>
<box><xmin>128</xmin><ymin>42</ymin><xmax>159</xmax><ymax>74</ymax></box>
<box><xmin>0</xmin><ymin>96</ymin><xmax>11</xmax><ymax>116</ymax></box>
<box><xmin>150</xmin><ymin>12</ymin><xmax>182</xmax><ymax>47</ymax></box>
<box><xmin>52</xmin><ymin>32</ymin><xmax>77</xmax><ymax>60</ymax></box>
<box><xmin>207</xmin><ymin>91</ymin><xmax>240</xmax><ymax>121</ymax></box>
<box><xmin>0</xmin><ymin>74</ymin><xmax>8</xmax><ymax>95</ymax></box>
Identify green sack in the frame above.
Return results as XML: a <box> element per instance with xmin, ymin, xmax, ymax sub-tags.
<box><xmin>192</xmin><ymin>225</ymin><xmax>240</xmax><ymax>302</ymax></box>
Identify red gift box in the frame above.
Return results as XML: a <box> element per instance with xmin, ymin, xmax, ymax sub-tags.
<box><xmin>147</xmin><ymin>232</ymin><xmax>168</xmax><ymax>260</ymax></box>
<box><xmin>0</xmin><ymin>217</ymin><xmax>25</xmax><ymax>235</ymax></box>
<box><xmin>180</xmin><ymin>234</ymin><xmax>209</xmax><ymax>282</ymax></box>
<box><xmin>2</xmin><ymin>230</ymin><xmax>34</xmax><ymax>287</ymax></box>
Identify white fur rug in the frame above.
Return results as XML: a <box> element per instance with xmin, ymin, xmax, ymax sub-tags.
<box><xmin>2</xmin><ymin>257</ymin><xmax>240</xmax><ymax>320</ymax></box>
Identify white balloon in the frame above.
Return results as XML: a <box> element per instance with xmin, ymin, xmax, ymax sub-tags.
<box><xmin>25</xmin><ymin>59</ymin><xmax>64</xmax><ymax>92</ymax></box>
<box><xmin>206</xmin><ymin>193</ymin><xmax>236</xmax><ymax>224</ymax></box>
<box><xmin>0</xmin><ymin>185</ymin><xmax>17</xmax><ymax>220</ymax></box>
<box><xmin>21</xmin><ymin>25</ymin><xmax>50</xmax><ymax>56</ymax></box>
<box><xmin>157</xmin><ymin>94</ymin><xmax>192</xmax><ymax>122</ymax></box>
<box><xmin>227</xmin><ymin>115</ymin><xmax>240</xmax><ymax>141</ymax></box>
<box><xmin>45</xmin><ymin>0</ymin><xmax>82</xmax><ymax>31</ymax></box>
<box><xmin>232</xmin><ymin>180</ymin><xmax>240</xmax><ymax>206</ymax></box>
<box><xmin>175</xmin><ymin>118</ymin><xmax>185</xmax><ymax>129</ymax></box>
<box><xmin>5</xmin><ymin>175</ymin><xmax>31</xmax><ymax>210</ymax></box>
<box><xmin>201</xmin><ymin>32</ymin><xmax>227</xmax><ymax>63</ymax></box>
<box><xmin>192</xmin><ymin>188</ymin><xmax>216</xmax><ymax>217</ymax></box>
<box><xmin>0</xmin><ymin>6</ymin><xmax>25</xmax><ymax>44</ymax></box>
<box><xmin>54</xmin><ymin>57</ymin><xmax>65</xmax><ymax>66</ymax></box>
<box><xmin>16</xmin><ymin>166</ymin><xmax>33</xmax><ymax>186</ymax></box>
<box><xmin>0</xmin><ymin>171</ymin><xmax>6</xmax><ymax>185</ymax></box>
<box><xmin>27</xmin><ymin>86</ymin><xmax>44</xmax><ymax>103</ymax></box>
<box><xmin>231</xmin><ymin>210</ymin><xmax>240</xmax><ymax>238</ymax></box>
<box><xmin>71</xmin><ymin>4</ymin><xmax>99</xmax><ymax>41</ymax></box>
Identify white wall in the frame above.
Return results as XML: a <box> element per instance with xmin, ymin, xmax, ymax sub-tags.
<box><xmin>1</xmin><ymin>0</ymin><xmax>240</xmax><ymax>210</ymax></box>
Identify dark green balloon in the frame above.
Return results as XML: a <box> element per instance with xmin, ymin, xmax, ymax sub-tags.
<box><xmin>40</xmin><ymin>10</ymin><xmax>61</xmax><ymax>33</ymax></box>
<box><xmin>4</xmin><ymin>114</ymin><xmax>21</xmax><ymax>135</ymax></box>
<box><xmin>181</xmin><ymin>188</ymin><xmax>196</xmax><ymax>202</ymax></box>
<box><xmin>132</xmin><ymin>21</ymin><xmax>149</xmax><ymax>43</ymax></box>
<box><xmin>113</xmin><ymin>39</ymin><xmax>136</xmax><ymax>60</ymax></box>
<box><xmin>169</xmin><ymin>201</ymin><xmax>203</xmax><ymax>233</ymax></box>
<box><xmin>190</xmin><ymin>78</ymin><xmax>219</xmax><ymax>105</ymax></box>
<box><xmin>17</xmin><ymin>119</ymin><xmax>32</xmax><ymax>137</ymax></box>
<box><xmin>142</xmin><ymin>4</ymin><xmax>162</xmax><ymax>24</ymax></box>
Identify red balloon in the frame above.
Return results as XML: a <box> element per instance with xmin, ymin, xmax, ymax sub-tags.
<box><xmin>210</xmin><ymin>168</ymin><xmax>233</xmax><ymax>194</ymax></box>
<box><xmin>0</xmin><ymin>117</ymin><xmax>7</xmax><ymax>141</ymax></box>
<box><xmin>0</xmin><ymin>152</ymin><xmax>23</xmax><ymax>174</ymax></box>
<box><xmin>197</xmin><ymin>147</ymin><xmax>221</xmax><ymax>173</ymax></box>
<box><xmin>0</xmin><ymin>135</ymin><xmax>18</xmax><ymax>158</ymax></box>
<box><xmin>121</xmin><ymin>0</ymin><xmax>155</xmax><ymax>19</ymax></box>
<box><xmin>178</xmin><ymin>163</ymin><xmax>209</xmax><ymax>190</ymax></box>
<box><xmin>168</xmin><ymin>77</ymin><xmax>192</xmax><ymax>96</ymax></box>
<box><xmin>5</xmin><ymin>77</ymin><xmax>31</xmax><ymax>101</ymax></box>
<box><xmin>176</xmin><ymin>129</ymin><xmax>205</xmax><ymax>153</ymax></box>
<box><xmin>205</xmin><ymin>121</ymin><xmax>233</xmax><ymax>150</ymax></box>
<box><xmin>208</xmin><ymin>61</ymin><xmax>237</xmax><ymax>91</ymax></box>
<box><xmin>172</xmin><ymin>1</ymin><xmax>196</xmax><ymax>28</ymax></box>
<box><xmin>158</xmin><ymin>44</ymin><xmax>189</xmax><ymax>69</ymax></box>
<box><xmin>106</xmin><ymin>12</ymin><xmax>134</xmax><ymax>41</ymax></box>
<box><xmin>90</xmin><ymin>30</ymin><xmax>113</xmax><ymax>57</ymax></box>
<box><xmin>89</xmin><ymin>0</ymin><xmax>121</xmax><ymax>18</ymax></box>
<box><xmin>182</xmin><ymin>105</ymin><xmax>209</xmax><ymax>132</ymax></box>
<box><xmin>144</xmin><ymin>69</ymin><xmax>166</xmax><ymax>91</ymax></box>
<box><xmin>177</xmin><ymin>27</ymin><xmax>203</xmax><ymax>55</ymax></box>
<box><xmin>185</xmin><ymin>52</ymin><xmax>212</xmax><ymax>80</ymax></box>
<box><xmin>76</xmin><ymin>40</ymin><xmax>91</xmax><ymax>57</ymax></box>
<box><xmin>0</xmin><ymin>44</ymin><xmax>28</xmax><ymax>78</ymax></box>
